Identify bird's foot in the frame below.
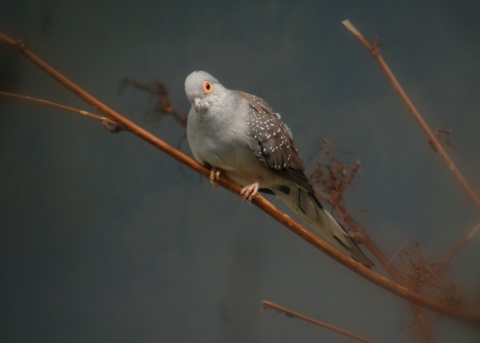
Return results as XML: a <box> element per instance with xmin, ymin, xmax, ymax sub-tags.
<box><xmin>240</xmin><ymin>180</ymin><xmax>260</xmax><ymax>201</ymax></box>
<box><xmin>209</xmin><ymin>168</ymin><xmax>221</xmax><ymax>188</ymax></box>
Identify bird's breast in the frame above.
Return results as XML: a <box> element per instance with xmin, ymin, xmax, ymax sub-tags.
<box><xmin>187</xmin><ymin>106</ymin><xmax>281</xmax><ymax>187</ymax></box>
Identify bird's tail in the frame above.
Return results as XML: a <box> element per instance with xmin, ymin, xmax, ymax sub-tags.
<box><xmin>273</xmin><ymin>186</ymin><xmax>374</xmax><ymax>267</ymax></box>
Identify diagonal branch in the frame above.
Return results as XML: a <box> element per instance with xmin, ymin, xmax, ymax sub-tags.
<box><xmin>310</xmin><ymin>140</ymin><xmax>434</xmax><ymax>339</ymax></box>
<box><xmin>261</xmin><ymin>301</ymin><xmax>375</xmax><ymax>343</ymax></box>
<box><xmin>120</xmin><ymin>78</ymin><xmax>188</xmax><ymax>126</ymax></box>
<box><xmin>341</xmin><ymin>19</ymin><xmax>480</xmax><ymax>339</ymax></box>
<box><xmin>342</xmin><ymin>18</ymin><xmax>480</xmax><ymax>273</ymax></box>
<box><xmin>0</xmin><ymin>90</ymin><xmax>121</xmax><ymax>132</ymax></box>
<box><xmin>1</xmin><ymin>31</ymin><xmax>480</xmax><ymax>322</ymax></box>
<box><xmin>342</xmin><ymin>20</ymin><xmax>480</xmax><ymax>209</ymax></box>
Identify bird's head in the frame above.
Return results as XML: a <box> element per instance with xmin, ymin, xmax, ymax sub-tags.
<box><xmin>185</xmin><ymin>71</ymin><xmax>225</xmax><ymax>114</ymax></box>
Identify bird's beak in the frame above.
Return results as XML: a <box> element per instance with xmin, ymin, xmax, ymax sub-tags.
<box><xmin>193</xmin><ymin>98</ymin><xmax>201</xmax><ymax>113</ymax></box>
<box><xmin>193</xmin><ymin>97</ymin><xmax>209</xmax><ymax>113</ymax></box>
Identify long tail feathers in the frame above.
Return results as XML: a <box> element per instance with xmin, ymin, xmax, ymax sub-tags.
<box><xmin>273</xmin><ymin>186</ymin><xmax>374</xmax><ymax>267</ymax></box>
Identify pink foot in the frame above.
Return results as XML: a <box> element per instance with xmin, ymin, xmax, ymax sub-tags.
<box><xmin>240</xmin><ymin>180</ymin><xmax>260</xmax><ymax>201</ymax></box>
<box><xmin>209</xmin><ymin>168</ymin><xmax>221</xmax><ymax>188</ymax></box>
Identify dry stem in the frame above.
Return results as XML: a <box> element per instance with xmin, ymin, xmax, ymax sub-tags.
<box><xmin>120</xmin><ymin>78</ymin><xmax>187</xmax><ymax>126</ymax></box>
<box><xmin>342</xmin><ymin>20</ymin><xmax>480</xmax><ymax>264</ymax></box>
<box><xmin>261</xmin><ymin>301</ymin><xmax>375</xmax><ymax>343</ymax></box>
<box><xmin>0</xmin><ymin>90</ymin><xmax>120</xmax><ymax>132</ymax></box>
<box><xmin>310</xmin><ymin>140</ymin><xmax>434</xmax><ymax>340</ymax></box>
<box><xmin>342</xmin><ymin>19</ymin><xmax>479</xmax><ymax>207</ymax></box>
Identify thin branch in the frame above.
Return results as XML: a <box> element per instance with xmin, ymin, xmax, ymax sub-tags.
<box><xmin>0</xmin><ymin>90</ymin><xmax>121</xmax><ymax>132</ymax></box>
<box><xmin>342</xmin><ymin>20</ymin><xmax>480</xmax><ymax>208</ymax></box>
<box><xmin>120</xmin><ymin>78</ymin><xmax>188</xmax><ymax>126</ymax></box>
<box><xmin>310</xmin><ymin>119</ymin><xmax>434</xmax><ymax>339</ymax></box>
<box><xmin>2</xmin><ymin>32</ymin><xmax>480</xmax><ymax>322</ymax></box>
<box><xmin>441</xmin><ymin>222</ymin><xmax>480</xmax><ymax>266</ymax></box>
<box><xmin>261</xmin><ymin>301</ymin><xmax>375</xmax><ymax>343</ymax></box>
<box><xmin>342</xmin><ymin>19</ymin><xmax>480</xmax><ymax>271</ymax></box>
<box><xmin>342</xmin><ymin>19</ymin><xmax>480</xmax><ymax>339</ymax></box>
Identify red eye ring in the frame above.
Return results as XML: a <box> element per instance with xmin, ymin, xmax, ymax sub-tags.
<box><xmin>202</xmin><ymin>81</ymin><xmax>213</xmax><ymax>94</ymax></box>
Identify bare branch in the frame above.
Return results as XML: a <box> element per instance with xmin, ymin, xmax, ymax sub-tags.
<box><xmin>342</xmin><ymin>19</ymin><xmax>480</xmax><ymax>338</ymax></box>
<box><xmin>261</xmin><ymin>301</ymin><xmax>375</xmax><ymax>343</ymax></box>
<box><xmin>309</xmin><ymin>140</ymin><xmax>434</xmax><ymax>339</ymax></box>
<box><xmin>0</xmin><ymin>90</ymin><xmax>121</xmax><ymax>132</ymax></box>
<box><xmin>120</xmin><ymin>78</ymin><xmax>187</xmax><ymax>127</ymax></box>
<box><xmin>343</xmin><ymin>19</ymin><xmax>480</xmax><ymax>282</ymax></box>
<box><xmin>342</xmin><ymin>20</ymin><xmax>480</xmax><ymax>210</ymax></box>
<box><xmin>441</xmin><ymin>222</ymin><xmax>480</xmax><ymax>266</ymax></box>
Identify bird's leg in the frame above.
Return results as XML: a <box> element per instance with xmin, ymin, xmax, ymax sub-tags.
<box><xmin>209</xmin><ymin>167</ymin><xmax>221</xmax><ymax>188</ymax></box>
<box><xmin>240</xmin><ymin>179</ymin><xmax>261</xmax><ymax>201</ymax></box>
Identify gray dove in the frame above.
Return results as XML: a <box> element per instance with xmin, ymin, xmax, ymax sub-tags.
<box><xmin>185</xmin><ymin>71</ymin><xmax>373</xmax><ymax>267</ymax></box>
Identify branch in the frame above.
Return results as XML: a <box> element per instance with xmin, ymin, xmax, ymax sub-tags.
<box><xmin>342</xmin><ymin>20</ymin><xmax>480</xmax><ymax>209</ymax></box>
<box><xmin>342</xmin><ymin>19</ymin><xmax>480</xmax><ymax>269</ymax></box>
<box><xmin>120</xmin><ymin>78</ymin><xmax>188</xmax><ymax>127</ymax></box>
<box><xmin>2</xmin><ymin>31</ymin><xmax>480</xmax><ymax>322</ymax></box>
<box><xmin>310</xmin><ymin>141</ymin><xmax>433</xmax><ymax>339</ymax></box>
<box><xmin>261</xmin><ymin>301</ymin><xmax>375</xmax><ymax>343</ymax></box>
<box><xmin>0</xmin><ymin>90</ymin><xmax>121</xmax><ymax>132</ymax></box>
<box><xmin>440</xmin><ymin>222</ymin><xmax>480</xmax><ymax>266</ymax></box>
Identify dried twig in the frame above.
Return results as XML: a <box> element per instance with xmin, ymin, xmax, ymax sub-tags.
<box><xmin>342</xmin><ymin>19</ymin><xmax>480</xmax><ymax>339</ymax></box>
<box><xmin>309</xmin><ymin>139</ymin><xmax>364</xmax><ymax>230</ymax></box>
<box><xmin>120</xmin><ymin>78</ymin><xmax>188</xmax><ymax>126</ymax></box>
<box><xmin>441</xmin><ymin>222</ymin><xmax>480</xmax><ymax>266</ymax></box>
<box><xmin>397</xmin><ymin>241</ymin><xmax>465</xmax><ymax>307</ymax></box>
<box><xmin>342</xmin><ymin>21</ymin><xmax>480</xmax><ymax>253</ymax></box>
<box><xmin>0</xmin><ymin>90</ymin><xmax>121</xmax><ymax>132</ymax></box>
<box><xmin>309</xmin><ymin>140</ymin><xmax>434</xmax><ymax>340</ymax></box>
<box><xmin>261</xmin><ymin>301</ymin><xmax>375</xmax><ymax>343</ymax></box>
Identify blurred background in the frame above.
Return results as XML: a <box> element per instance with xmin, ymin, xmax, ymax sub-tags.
<box><xmin>1</xmin><ymin>1</ymin><xmax>480</xmax><ymax>342</ymax></box>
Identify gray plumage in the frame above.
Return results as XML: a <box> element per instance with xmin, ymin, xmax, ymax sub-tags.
<box><xmin>185</xmin><ymin>71</ymin><xmax>373</xmax><ymax>267</ymax></box>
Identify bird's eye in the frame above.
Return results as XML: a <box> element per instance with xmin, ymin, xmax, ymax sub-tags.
<box><xmin>202</xmin><ymin>81</ymin><xmax>213</xmax><ymax>94</ymax></box>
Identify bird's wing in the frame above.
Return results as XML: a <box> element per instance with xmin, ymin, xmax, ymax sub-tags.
<box><xmin>236</xmin><ymin>91</ymin><xmax>313</xmax><ymax>192</ymax></box>
<box><xmin>235</xmin><ymin>92</ymin><xmax>374</xmax><ymax>266</ymax></box>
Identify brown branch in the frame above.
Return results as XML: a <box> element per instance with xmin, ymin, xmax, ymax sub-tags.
<box><xmin>310</xmin><ymin>140</ymin><xmax>435</xmax><ymax>339</ymax></box>
<box><xmin>0</xmin><ymin>90</ymin><xmax>121</xmax><ymax>132</ymax></box>
<box><xmin>261</xmin><ymin>301</ymin><xmax>375</xmax><ymax>343</ymax></box>
<box><xmin>440</xmin><ymin>222</ymin><xmax>480</xmax><ymax>266</ymax></box>
<box><xmin>363</xmin><ymin>237</ymin><xmax>435</xmax><ymax>340</ymax></box>
<box><xmin>2</xmin><ymin>31</ymin><xmax>480</xmax><ymax>323</ymax></box>
<box><xmin>342</xmin><ymin>19</ymin><xmax>480</xmax><ymax>339</ymax></box>
<box><xmin>342</xmin><ymin>18</ymin><xmax>480</xmax><ymax>216</ymax></box>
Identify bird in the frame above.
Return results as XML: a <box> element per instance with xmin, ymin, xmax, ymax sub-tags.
<box><xmin>184</xmin><ymin>71</ymin><xmax>373</xmax><ymax>267</ymax></box>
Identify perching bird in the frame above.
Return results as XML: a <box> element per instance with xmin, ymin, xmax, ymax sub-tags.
<box><xmin>185</xmin><ymin>71</ymin><xmax>373</xmax><ymax>267</ymax></box>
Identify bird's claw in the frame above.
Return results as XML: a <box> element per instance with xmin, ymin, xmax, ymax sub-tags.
<box><xmin>240</xmin><ymin>181</ymin><xmax>260</xmax><ymax>201</ymax></box>
<box><xmin>209</xmin><ymin>168</ymin><xmax>221</xmax><ymax>188</ymax></box>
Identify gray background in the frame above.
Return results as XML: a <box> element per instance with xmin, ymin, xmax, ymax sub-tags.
<box><xmin>1</xmin><ymin>1</ymin><xmax>480</xmax><ymax>342</ymax></box>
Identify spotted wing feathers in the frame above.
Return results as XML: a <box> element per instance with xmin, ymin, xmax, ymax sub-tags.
<box><xmin>236</xmin><ymin>91</ymin><xmax>312</xmax><ymax>192</ymax></box>
<box><xmin>234</xmin><ymin>91</ymin><xmax>373</xmax><ymax>266</ymax></box>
